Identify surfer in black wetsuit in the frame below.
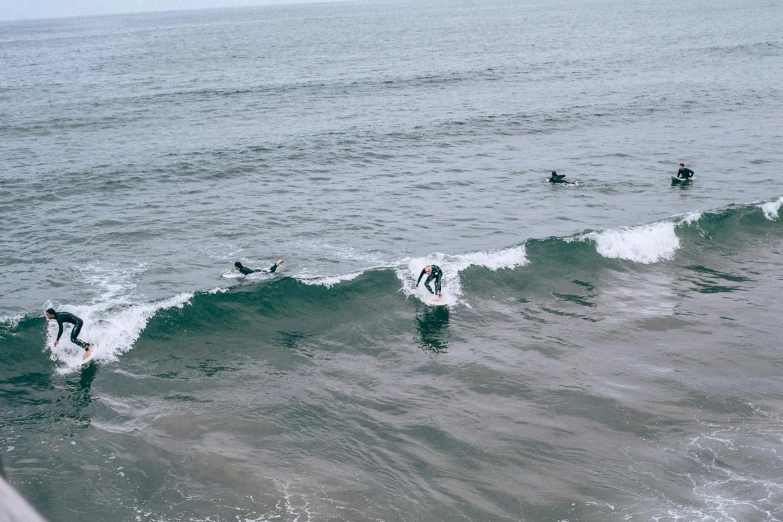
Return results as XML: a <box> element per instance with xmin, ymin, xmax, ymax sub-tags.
<box><xmin>234</xmin><ymin>259</ymin><xmax>284</xmax><ymax>275</ymax></box>
<box><xmin>677</xmin><ymin>164</ymin><xmax>694</xmax><ymax>179</ymax></box>
<box><xmin>417</xmin><ymin>265</ymin><xmax>443</xmax><ymax>298</ymax></box>
<box><xmin>45</xmin><ymin>308</ymin><xmax>94</xmax><ymax>360</ymax></box>
<box><xmin>549</xmin><ymin>171</ymin><xmax>567</xmax><ymax>184</ymax></box>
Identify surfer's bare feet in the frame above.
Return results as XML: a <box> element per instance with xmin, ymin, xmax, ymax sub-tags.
<box><xmin>83</xmin><ymin>345</ymin><xmax>94</xmax><ymax>360</ymax></box>
<box><xmin>277</xmin><ymin>259</ymin><xmax>284</xmax><ymax>265</ymax></box>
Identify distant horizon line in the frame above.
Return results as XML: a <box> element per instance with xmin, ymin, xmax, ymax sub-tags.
<box><xmin>0</xmin><ymin>0</ymin><xmax>376</xmax><ymax>24</ymax></box>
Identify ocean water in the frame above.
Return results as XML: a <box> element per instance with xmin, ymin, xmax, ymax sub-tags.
<box><xmin>1</xmin><ymin>0</ymin><xmax>782</xmax><ymax>520</ymax></box>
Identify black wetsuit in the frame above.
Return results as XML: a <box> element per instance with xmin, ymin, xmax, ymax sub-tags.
<box><xmin>417</xmin><ymin>265</ymin><xmax>443</xmax><ymax>295</ymax></box>
<box><xmin>677</xmin><ymin>168</ymin><xmax>694</xmax><ymax>179</ymax></box>
<box><xmin>238</xmin><ymin>263</ymin><xmax>280</xmax><ymax>275</ymax></box>
<box><xmin>549</xmin><ymin>174</ymin><xmax>567</xmax><ymax>184</ymax></box>
<box><xmin>53</xmin><ymin>312</ymin><xmax>91</xmax><ymax>351</ymax></box>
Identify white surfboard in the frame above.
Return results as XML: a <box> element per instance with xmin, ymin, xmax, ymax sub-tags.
<box><xmin>81</xmin><ymin>351</ymin><xmax>96</xmax><ymax>365</ymax></box>
<box><xmin>423</xmin><ymin>296</ymin><xmax>449</xmax><ymax>306</ymax></box>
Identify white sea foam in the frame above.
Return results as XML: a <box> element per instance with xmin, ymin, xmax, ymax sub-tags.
<box><xmin>0</xmin><ymin>313</ymin><xmax>25</xmax><ymax>329</ymax></box>
<box><xmin>643</xmin><ymin>423</ymin><xmax>783</xmax><ymax>522</ymax></box>
<box><xmin>221</xmin><ymin>268</ymin><xmax>276</xmax><ymax>281</ymax></box>
<box><xmin>44</xmin><ymin>262</ymin><xmax>193</xmax><ymax>373</ymax></box>
<box><xmin>207</xmin><ymin>287</ymin><xmax>229</xmax><ymax>294</ymax></box>
<box><xmin>760</xmin><ymin>197</ymin><xmax>783</xmax><ymax>220</ymax></box>
<box><xmin>678</xmin><ymin>210</ymin><xmax>703</xmax><ymax>225</ymax></box>
<box><xmin>298</xmin><ymin>269</ymin><xmax>367</xmax><ymax>288</ymax></box>
<box><xmin>396</xmin><ymin>245</ymin><xmax>527</xmax><ymax>306</ymax></box>
<box><xmin>200</xmin><ymin>243</ymin><xmax>246</xmax><ymax>262</ymax></box>
<box><xmin>46</xmin><ymin>293</ymin><xmax>193</xmax><ymax>374</ymax></box>
<box><xmin>294</xmin><ymin>241</ymin><xmax>394</xmax><ymax>264</ymax></box>
<box><xmin>455</xmin><ymin>245</ymin><xmax>529</xmax><ymax>271</ymax></box>
<box><xmin>583</xmin><ymin>222</ymin><xmax>680</xmax><ymax>264</ymax></box>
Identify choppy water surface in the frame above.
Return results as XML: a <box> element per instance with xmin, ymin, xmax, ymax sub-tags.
<box><xmin>1</xmin><ymin>0</ymin><xmax>782</xmax><ymax>520</ymax></box>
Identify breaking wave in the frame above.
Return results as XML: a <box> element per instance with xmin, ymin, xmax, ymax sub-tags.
<box><xmin>3</xmin><ymin>197</ymin><xmax>780</xmax><ymax>372</ymax></box>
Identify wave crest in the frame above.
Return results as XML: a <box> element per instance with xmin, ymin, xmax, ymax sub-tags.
<box><xmin>45</xmin><ymin>293</ymin><xmax>192</xmax><ymax>373</ymax></box>
<box><xmin>582</xmin><ymin>222</ymin><xmax>680</xmax><ymax>264</ymax></box>
<box><xmin>396</xmin><ymin>245</ymin><xmax>527</xmax><ymax>305</ymax></box>
<box><xmin>299</xmin><ymin>270</ymin><xmax>368</xmax><ymax>288</ymax></box>
<box><xmin>760</xmin><ymin>197</ymin><xmax>783</xmax><ymax>220</ymax></box>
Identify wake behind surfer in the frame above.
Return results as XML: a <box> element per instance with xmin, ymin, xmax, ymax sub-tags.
<box><xmin>417</xmin><ymin>265</ymin><xmax>443</xmax><ymax>299</ymax></box>
<box><xmin>234</xmin><ymin>259</ymin><xmax>284</xmax><ymax>275</ymax></box>
<box><xmin>677</xmin><ymin>164</ymin><xmax>694</xmax><ymax>179</ymax></box>
<box><xmin>45</xmin><ymin>308</ymin><xmax>94</xmax><ymax>360</ymax></box>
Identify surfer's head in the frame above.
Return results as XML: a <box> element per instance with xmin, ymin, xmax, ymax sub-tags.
<box><xmin>45</xmin><ymin>308</ymin><xmax>56</xmax><ymax>319</ymax></box>
<box><xmin>424</xmin><ymin>265</ymin><xmax>432</xmax><ymax>275</ymax></box>
<box><xmin>234</xmin><ymin>262</ymin><xmax>243</xmax><ymax>271</ymax></box>
<box><xmin>679</xmin><ymin>163</ymin><xmax>685</xmax><ymax>168</ymax></box>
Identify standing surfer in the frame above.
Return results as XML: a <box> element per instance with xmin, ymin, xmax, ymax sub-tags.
<box><xmin>677</xmin><ymin>164</ymin><xmax>694</xmax><ymax>179</ymax></box>
<box><xmin>45</xmin><ymin>308</ymin><xmax>94</xmax><ymax>360</ymax></box>
<box><xmin>234</xmin><ymin>259</ymin><xmax>284</xmax><ymax>275</ymax></box>
<box><xmin>417</xmin><ymin>265</ymin><xmax>443</xmax><ymax>299</ymax></box>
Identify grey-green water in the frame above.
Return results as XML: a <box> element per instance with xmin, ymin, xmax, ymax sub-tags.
<box><xmin>1</xmin><ymin>0</ymin><xmax>782</xmax><ymax>520</ymax></box>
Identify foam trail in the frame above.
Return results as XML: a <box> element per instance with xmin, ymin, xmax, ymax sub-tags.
<box><xmin>583</xmin><ymin>222</ymin><xmax>680</xmax><ymax>264</ymax></box>
<box><xmin>760</xmin><ymin>197</ymin><xmax>783</xmax><ymax>220</ymax></box>
<box><xmin>45</xmin><ymin>293</ymin><xmax>192</xmax><ymax>373</ymax></box>
<box><xmin>221</xmin><ymin>269</ymin><xmax>275</xmax><ymax>281</ymax></box>
<box><xmin>298</xmin><ymin>269</ymin><xmax>367</xmax><ymax>288</ymax></box>
<box><xmin>294</xmin><ymin>241</ymin><xmax>393</xmax><ymax>264</ymax></box>
<box><xmin>396</xmin><ymin>245</ymin><xmax>527</xmax><ymax>306</ymax></box>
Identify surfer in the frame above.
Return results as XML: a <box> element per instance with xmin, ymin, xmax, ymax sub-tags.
<box><xmin>549</xmin><ymin>171</ymin><xmax>567</xmax><ymax>184</ymax></box>
<box><xmin>677</xmin><ymin>164</ymin><xmax>694</xmax><ymax>179</ymax></box>
<box><xmin>234</xmin><ymin>259</ymin><xmax>284</xmax><ymax>275</ymax></box>
<box><xmin>549</xmin><ymin>171</ymin><xmax>580</xmax><ymax>186</ymax></box>
<box><xmin>45</xmin><ymin>308</ymin><xmax>94</xmax><ymax>360</ymax></box>
<box><xmin>416</xmin><ymin>265</ymin><xmax>443</xmax><ymax>299</ymax></box>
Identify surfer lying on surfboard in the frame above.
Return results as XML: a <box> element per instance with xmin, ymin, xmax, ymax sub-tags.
<box><xmin>234</xmin><ymin>259</ymin><xmax>284</xmax><ymax>275</ymax></box>
<box><xmin>549</xmin><ymin>171</ymin><xmax>567</xmax><ymax>184</ymax></box>
<box><xmin>548</xmin><ymin>171</ymin><xmax>579</xmax><ymax>186</ymax></box>
<box><xmin>417</xmin><ymin>265</ymin><xmax>443</xmax><ymax>299</ymax></box>
<box><xmin>45</xmin><ymin>308</ymin><xmax>94</xmax><ymax>361</ymax></box>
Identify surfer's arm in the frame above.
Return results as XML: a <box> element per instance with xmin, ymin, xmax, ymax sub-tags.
<box><xmin>268</xmin><ymin>259</ymin><xmax>284</xmax><ymax>273</ymax></box>
<box><xmin>416</xmin><ymin>269</ymin><xmax>427</xmax><ymax>287</ymax></box>
<box><xmin>55</xmin><ymin>320</ymin><xmax>64</xmax><ymax>341</ymax></box>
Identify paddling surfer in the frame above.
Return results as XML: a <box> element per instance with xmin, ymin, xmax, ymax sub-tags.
<box><xmin>234</xmin><ymin>259</ymin><xmax>284</xmax><ymax>275</ymax></box>
<box><xmin>417</xmin><ymin>265</ymin><xmax>443</xmax><ymax>299</ymax></box>
<box><xmin>549</xmin><ymin>171</ymin><xmax>567</xmax><ymax>184</ymax></box>
<box><xmin>45</xmin><ymin>308</ymin><xmax>94</xmax><ymax>360</ymax></box>
<box><xmin>549</xmin><ymin>171</ymin><xmax>579</xmax><ymax>186</ymax></box>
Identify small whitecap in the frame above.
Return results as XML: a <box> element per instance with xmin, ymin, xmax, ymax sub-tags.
<box><xmin>760</xmin><ymin>196</ymin><xmax>783</xmax><ymax>220</ymax></box>
<box><xmin>583</xmin><ymin>222</ymin><xmax>679</xmax><ymax>264</ymax></box>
